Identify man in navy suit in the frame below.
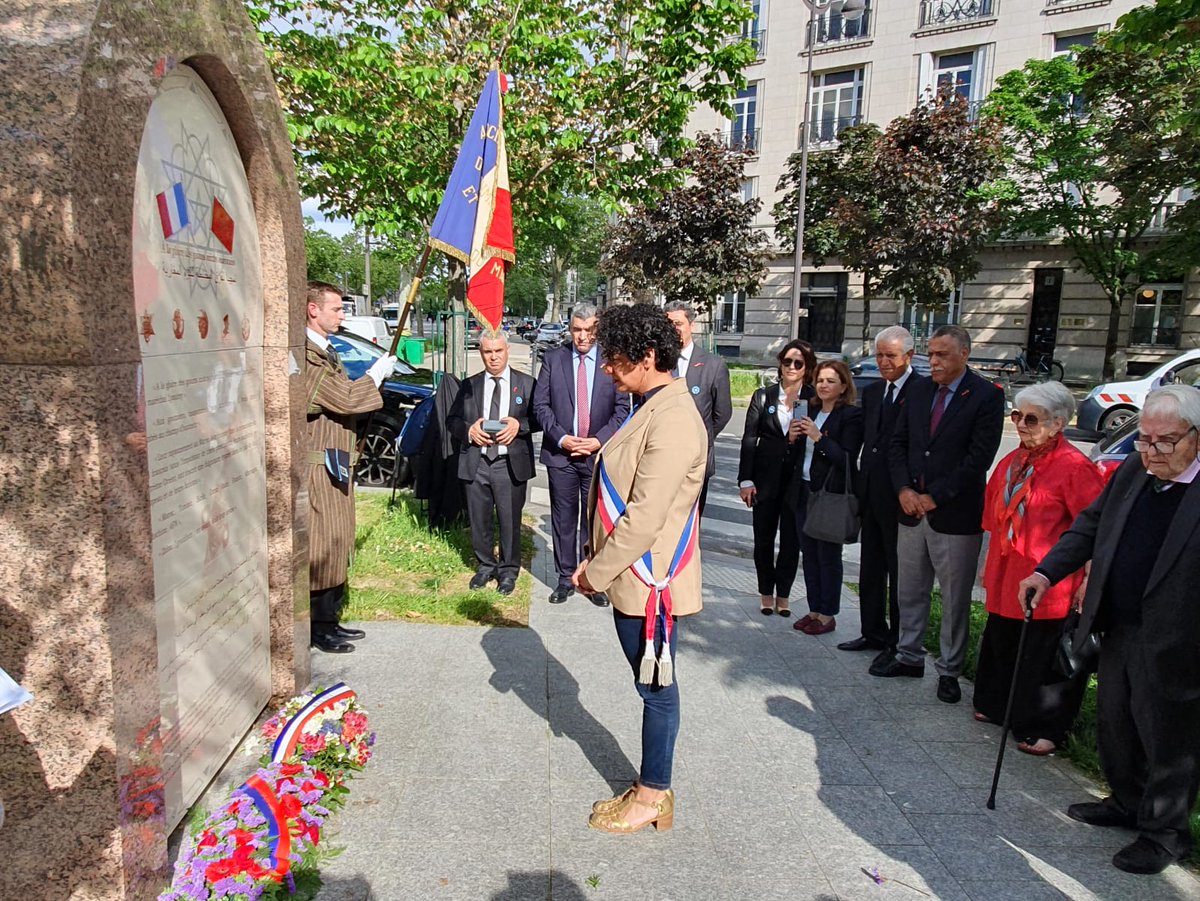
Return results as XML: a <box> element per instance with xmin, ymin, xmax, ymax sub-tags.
<box><xmin>447</xmin><ymin>333</ymin><xmax>540</xmax><ymax>596</ymax></box>
<box><xmin>839</xmin><ymin>326</ymin><xmax>926</xmax><ymax>660</ymax></box>
<box><xmin>664</xmin><ymin>301</ymin><xmax>732</xmax><ymax>514</ymax></box>
<box><xmin>874</xmin><ymin>325</ymin><xmax>1004</xmax><ymax>705</ymax></box>
<box><xmin>533</xmin><ymin>304</ymin><xmax>629</xmax><ymax>605</ymax></box>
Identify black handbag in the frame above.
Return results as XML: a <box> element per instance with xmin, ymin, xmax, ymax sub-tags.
<box><xmin>803</xmin><ymin>451</ymin><xmax>861</xmax><ymax>544</ymax></box>
<box><xmin>1053</xmin><ymin>609</ymin><xmax>1101</xmax><ymax>680</ymax></box>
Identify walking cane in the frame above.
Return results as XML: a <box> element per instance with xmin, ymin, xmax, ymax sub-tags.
<box><xmin>986</xmin><ymin>587</ymin><xmax>1037</xmax><ymax>809</ymax></box>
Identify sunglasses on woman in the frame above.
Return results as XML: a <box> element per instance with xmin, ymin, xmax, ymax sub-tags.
<box><xmin>781</xmin><ymin>358</ymin><xmax>806</xmax><ymax>369</ymax></box>
<box><xmin>1010</xmin><ymin>411</ymin><xmax>1046</xmax><ymax>428</ymax></box>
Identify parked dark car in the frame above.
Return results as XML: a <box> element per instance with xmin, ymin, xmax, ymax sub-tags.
<box><xmin>1088</xmin><ymin>412</ymin><xmax>1139</xmax><ymax>484</ymax></box>
<box><xmin>848</xmin><ymin>353</ymin><xmax>932</xmax><ymax>398</ymax></box>
<box><xmin>329</xmin><ymin>330</ymin><xmax>434</xmax><ymax>487</ymax></box>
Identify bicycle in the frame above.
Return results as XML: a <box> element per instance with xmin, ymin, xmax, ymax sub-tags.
<box><xmin>1003</xmin><ymin>347</ymin><xmax>1065</xmax><ymax>382</ymax></box>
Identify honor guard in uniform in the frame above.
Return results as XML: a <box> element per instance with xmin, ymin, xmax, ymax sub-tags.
<box><xmin>305</xmin><ymin>281</ymin><xmax>397</xmax><ymax>653</ymax></box>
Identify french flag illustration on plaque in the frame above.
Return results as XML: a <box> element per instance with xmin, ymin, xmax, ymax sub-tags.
<box><xmin>211</xmin><ymin>196</ymin><xmax>235</xmax><ymax>254</ymax></box>
<box><xmin>155</xmin><ymin>182</ymin><xmax>189</xmax><ymax>240</ymax></box>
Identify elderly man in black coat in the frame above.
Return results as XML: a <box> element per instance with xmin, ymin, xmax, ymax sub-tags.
<box><xmin>1020</xmin><ymin>384</ymin><xmax>1200</xmax><ymax>875</ymax></box>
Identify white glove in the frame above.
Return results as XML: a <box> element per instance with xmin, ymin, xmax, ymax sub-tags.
<box><xmin>366</xmin><ymin>353</ymin><xmax>397</xmax><ymax>387</ymax></box>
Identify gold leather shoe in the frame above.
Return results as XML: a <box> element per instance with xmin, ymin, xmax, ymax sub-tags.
<box><xmin>587</xmin><ymin>790</ymin><xmax>674</xmax><ymax>833</ymax></box>
<box><xmin>592</xmin><ymin>786</ymin><xmax>673</xmax><ymax>815</ymax></box>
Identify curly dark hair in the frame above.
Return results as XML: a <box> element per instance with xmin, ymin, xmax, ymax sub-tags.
<box><xmin>596</xmin><ymin>303</ymin><xmax>681</xmax><ymax>373</ymax></box>
<box><xmin>777</xmin><ymin>339</ymin><xmax>817</xmax><ymax>385</ymax></box>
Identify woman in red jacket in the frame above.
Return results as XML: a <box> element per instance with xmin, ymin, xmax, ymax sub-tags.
<box><xmin>974</xmin><ymin>381</ymin><xmax>1104</xmax><ymax>755</ymax></box>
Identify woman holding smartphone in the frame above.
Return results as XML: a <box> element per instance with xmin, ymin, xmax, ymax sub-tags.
<box><xmin>737</xmin><ymin>340</ymin><xmax>817</xmax><ymax>616</ymax></box>
<box><xmin>789</xmin><ymin>361</ymin><xmax>864</xmax><ymax>636</ymax></box>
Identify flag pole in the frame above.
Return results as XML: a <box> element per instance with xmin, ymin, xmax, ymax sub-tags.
<box><xmin>386</xmin><ymin>244</ymin><xmax>432</xmax><ymax>358</ymax></box>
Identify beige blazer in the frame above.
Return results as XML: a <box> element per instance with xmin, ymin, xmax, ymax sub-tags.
<box><xmin>586</xmin><ymin>378</ymin><xmax>708</xmax><ymax>616</ymax></box>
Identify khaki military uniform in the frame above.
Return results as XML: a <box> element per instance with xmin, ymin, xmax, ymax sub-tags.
<box><xmin>304</xmin><ymin>339</ymin><xmax>382</xmax><ymax>592</ymax></box>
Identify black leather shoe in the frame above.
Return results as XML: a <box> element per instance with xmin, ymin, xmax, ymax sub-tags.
<box><xmin>497</xmin><ymin>577</ymin><xmax>516</xmax><ymax>596</ymax></box>
<box><xmin>590</xmin><ymin>592</ymin><xmax>610</xmax><ymax>608</ymax></box>
<box><xmin>871</xmin><ymin>647</ymin><xmax>896</xmax><ymax>667</ymax></box>
<box><xmin>1113</xmin><ymin>837</ymin><xmax>1178</xmax><ymax>875</ymax></box>
<box><xmin>549</xmin><ymin>586</ymin><xmax>573</xmax><ymax>604</ymax></box>
<box><xmin>1067</xmin><ymin>801</ymin><xmax>1136</xmax><ymax>829</ymax></box>
<box><xmin>869</xmin><ymin>656</ymin><xmax>924</xmax><ymax>678</ymax></box>
<box><xmin>936</xmin><ymin>675</ymin><xmax>962</xmax><ymax>704</ymax></box>
<box><xmin>837</xmin><ymin>636</ymin><xmax>887</xmax><ymax>652</ymax></box>
<box><xmin>469</xmin><ymin>571</ymin><xmax>494</xmax><ymax>590</ymax></box>
<box><xmin>312</xmin><ymin>633</ymin><xmax>355</xmax><ymax>654</ymax></box>
<box><xmin>334</xmin><ymin>625</ymin><xmax>365</xmax><ymax>641</ymax></box>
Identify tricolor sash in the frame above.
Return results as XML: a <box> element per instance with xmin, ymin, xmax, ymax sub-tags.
<box><xmin>271</xmin><ymin>683</ymin><xmax>357</xmax><ymax>763</ymax></box>
<box><xmin>595</xmin><ymin>457</ymin><xmax>699</xmax><ymax>685</ymax></box>
<box><xmin>242</xmin><ymin>774</ymin><xmax>292</xmax><ymax>877</ymax></box>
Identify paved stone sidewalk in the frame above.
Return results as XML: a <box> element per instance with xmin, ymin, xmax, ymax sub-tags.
<box><xmin>311</xmin><ymin>502</ymin><xmax>1200</xmax><ymax>900</ymax></box>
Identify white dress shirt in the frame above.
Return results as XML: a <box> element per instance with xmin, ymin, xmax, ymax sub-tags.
<box><xmin>675</xmin><ymin>342</ymin><xmax>694</xmax><ymax>379</ymax></box>
<box><xmin>307</xmin><ymin>327</ymin><xmax>392</xmax><ymax>387</ymax></box>
<box><xmin>482</xmin><ymin>366</ymin><xmax>512</xmax><ymax>456</ymax></box>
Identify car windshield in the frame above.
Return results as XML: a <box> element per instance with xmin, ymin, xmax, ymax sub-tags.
<box><xmin>331</xmin><ymin>330</ymin><xmax>417</xmax><ymax>376</ymax></box>
<box><xmin>1095</xmin><ymin>413</ymin><xmax>1140</xmax><ymax>455</ymax></box>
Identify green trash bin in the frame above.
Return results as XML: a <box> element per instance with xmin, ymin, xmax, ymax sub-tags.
<box><xmin>400</xmin><ymin>337</ymin><xmax>426</xmax><ymax>366</ymax></box>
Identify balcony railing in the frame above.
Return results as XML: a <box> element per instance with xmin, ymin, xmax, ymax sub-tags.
<box><xmin>799</xmin><ymin>114</ymin><xmax>863</xmax><ymax>148</ymax></box>
<box><xmin>1149</xmin><ymin>201</ymin><xmax>1185</xmax><ymax>230</ymax></box>
<box><xmin>728</xmin><ymin>28</ymin><xmax>768</xmax><ymax>60</ymax></box>
<box><xmin>919</xmin><ymin>0</ymin><xmax>994</xmax><ymax>28</ymax></box>
<box><xmin>809</xmin><ymin>8</ymin><xmax>872</xmax><ymax>47</ymax></box>
<box><xmin>722</xmin><ymin>128</ymin><xmax>761</xmax><ymax>154</ymax></box>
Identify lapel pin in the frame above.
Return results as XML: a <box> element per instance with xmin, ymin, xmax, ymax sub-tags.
<box><xmin>691</xmin><ymin>385</ymin><xmax>701</xmax><ymax>395</ymax></box>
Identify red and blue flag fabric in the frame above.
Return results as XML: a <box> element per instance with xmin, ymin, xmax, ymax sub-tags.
<box><xmin>428</xmin><ymin>68</ymin><xmax>515</xmax><ymax>334</ymax></box>
<box><xmin>270</xmin><ymin>682</ymin><xmax>357</xmax><ymax>764</ymax></box>
<box><xmin>156</xmin><ymin>182</ymin><xmax>189</xmax><ymax>240</ymax></box>
<box><xmin>241</xmin><ymin>774</ymin><xmax>292</xmax><ymax>877</ymax></box>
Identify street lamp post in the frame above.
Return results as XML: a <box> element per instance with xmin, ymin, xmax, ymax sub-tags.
<box><xmin>789</xmin><ymin>0</ymin><xmax>866</xmax><ymax>340</ymax></box>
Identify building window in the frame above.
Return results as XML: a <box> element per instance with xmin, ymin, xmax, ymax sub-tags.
<box><xmin>1053</xmin><ymin>31</ymin><xmax>1096</xmax><ymax>56</ymax></box>
<box><xmin>742</xmin><ymin>0</ymin><xmax>767</xmax><ymax>59</ymax></box>
<box><xmin>901</xmin><ymin>286</ymin><xmax>963</xmax><ymax>345</ymax></box>
<box><xmin>936</xmin><ymin>51</ymin><xmax>975</xmax><ymax>102</ymax></box>
<box><xmin>919</xmin><ymin>48</ymin><xmax>988</xmax><ymax>118</ymax></box>
<box><xmin>803</xmin><ymin>272</ymin><xmax>849</xmax><ymax>351</ymax></box>
<box><xmin>718</xmin><ymin>291</ymin><xmax>747</xmax><ymax>334</ymax></box>
<box><xmin>812</xmin><ymin>0</ymin><xmax>871</xmax><ymax>46</ymax></box>
<box><xmin>728</xmin><ymin>84</ymin><xmax>760</xmax><ymax>153</ymax></box>
<box><xmin>1150</xmin><ymin>187</ymin><xmax>1195</xmax><ymax>229</ymax></box>
<box><xmin>739</xmin><ymin>178</ymin><xmax>757</xmax><ymax>203</ymax></box>
<box><xmin>807</xmin><ymin>68</ymin><xmax>865</xmax><ymax>146</ymax></box>
<box><xmin>1130</xmin><ymin>283</ymin><xmax>1183</xmax><ymax>347</ymax></box>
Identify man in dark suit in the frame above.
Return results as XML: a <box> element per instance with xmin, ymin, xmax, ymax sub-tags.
<box><xmin>533</xmin><ymin>303</ymin><xmax>629</xmax><ymax>605</ymax></box>
<box><xmin>873</xmin><ymin>325</ymin><xmax>1004</xmax><ymax>706</ymax></box>
<box><xmin>1019</xmin><ymin>385</ymin><xmax>1200</xmax><ymax>875</ymax></box>
<box><xmin>839</xmin><ymin>326</ymin><xmax>926</xmax><ymax>659</ymax></box>
<box><xmin>447</xmin><ymin>332</ymin><xmax>539</xmax><ymax>595</ymax></box>
<box><xmin>664</xmin><ymin>302</ymin><xmax>732</xmax><ymax>513</ymax></box>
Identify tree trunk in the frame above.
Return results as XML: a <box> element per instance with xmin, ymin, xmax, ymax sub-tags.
<box><xmin>861</xmin><ymin>272</ymin><xmax>873</xmax><ymax>358</ymax></box>
<box><xmin>1102</xmin><ymin>292</ymin><xmax>1124</xmax><ymax>382</ymax></box>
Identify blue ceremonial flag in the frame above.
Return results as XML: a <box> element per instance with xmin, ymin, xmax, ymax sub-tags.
<box><xmin>428</xmin><ymin>68</ymin><xmax>514</xmax><ymax>333</ymax></box>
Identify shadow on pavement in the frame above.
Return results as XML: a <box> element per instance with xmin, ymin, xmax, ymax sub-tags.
<box><xmin>489</xmin><ymin>869</ymin><xmax>589</xmax><ymax>900</ymax></box>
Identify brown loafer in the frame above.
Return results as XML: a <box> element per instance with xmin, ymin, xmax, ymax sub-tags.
<box><xmin>792</xmin><ymin>613</ymin><xmax>816</xmax><ymax>632</ymax></box>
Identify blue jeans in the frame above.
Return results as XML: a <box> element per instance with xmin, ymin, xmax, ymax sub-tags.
<box><xmin>795</xmin><ymin>481</ymin><xmax>845</xmax><ymax>616</ymax></box>
<box><xmin>613</xmin><ymin>610</ymin><xmax>680</xmax><ymax>790</ymax></box>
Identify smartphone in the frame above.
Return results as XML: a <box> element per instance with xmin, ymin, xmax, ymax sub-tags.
<box><xmin>482</xmin><ymin>419</ymin><xmax>505</xmax><ymax>435</ymax></box>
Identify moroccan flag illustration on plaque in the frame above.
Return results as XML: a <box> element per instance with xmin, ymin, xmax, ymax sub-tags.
<box><xmin>211</xmin><ymin>196</ymin><xmax>235</xmax><ymax>254</ymax></box>
<box><xmin>427</xmin><ymin>69</ymin><xmax>515</xmax><ymax>333</ymax></box>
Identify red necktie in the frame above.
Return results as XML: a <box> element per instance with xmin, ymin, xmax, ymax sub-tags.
<box><xmin>929</xmin><ymin>385</ymin><xmax>951</xmax><ymax>435</ymax></box>
<box><xmin>576</xmin><ymin>355</ymin><xmax>590</xmax><ymax>438</ymax></box>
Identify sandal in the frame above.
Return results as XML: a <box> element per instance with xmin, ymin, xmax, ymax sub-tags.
<box><xmin>973</xmin><ymin>711</ymin><xmax>994</xmax><ymax>724</ymax></box>
<box><xmin>1017</xmin><ymin>738</ymin><xmax>1056</xmax><ymax>756</ymax></box>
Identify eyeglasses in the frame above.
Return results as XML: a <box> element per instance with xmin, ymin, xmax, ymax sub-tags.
<box><xmin>1133</xmin><ymin>427</ymin><xmax>1197</xmax><ymax>455</ymax></box>
<box><xmin>1010</xmin><ymin>411</ymin><xmax>1047</xmax><ymax>428</ymax></box>
<box><xmin>781</xmin><ymin>359</ymin><xmax>806</xmax><ymax>370</ymax></box>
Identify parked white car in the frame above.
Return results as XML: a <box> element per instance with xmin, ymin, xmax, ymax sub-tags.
<box><xmin>340</xmin><ymin>315</ymin><xmax>392</xmax><ymax>347</ymax></box>
<box><xmin>1076</xmin><ymin>348</ymin><xmax>1200</xmax><ymax>433</ymax></box>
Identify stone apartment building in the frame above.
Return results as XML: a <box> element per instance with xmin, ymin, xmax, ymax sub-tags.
<box><xmin>684</xmin><ymin>0</ymin><xmax>1199</xmax><ymax>379</ymax></box>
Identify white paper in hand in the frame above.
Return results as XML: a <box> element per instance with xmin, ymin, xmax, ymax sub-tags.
<box><xmin>0</xmin><ymin>666</ymin><xmax>32</xmax><ymax>716</ymax></box>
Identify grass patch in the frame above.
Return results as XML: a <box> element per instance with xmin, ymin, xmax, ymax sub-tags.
<box><xmin>729</xmin><ymin>368</ymin><xmax>764</xmax><ymax>399</ymax></box>
<box><xmin>345</xmin><ymin>492</ymin><xmax>533</xmax><ymax>627</ymax></box>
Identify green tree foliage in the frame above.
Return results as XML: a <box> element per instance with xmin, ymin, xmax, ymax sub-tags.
<box><xmin>518</xmin><ymin>195</ymin><xmax>607</xmax><ymax>321</ymax></box>
<box><xmin>601</xmin><ymin>131</ymin><xmax>772</xmax><ymax>310</ymax></box>
<box><xmin>246</xmin><ymin>0</ymin><xmax>756</xmax><ymax>240</ymax></box>
<box><xmin>774</xmin><ymin>92</ymin><xmax>1003</xmax><ymax>344</ymax></box>
<box><xmin>985</xmin><ymin>36</ymin><xmax>1200</xmax><ymax>378</ymax></box>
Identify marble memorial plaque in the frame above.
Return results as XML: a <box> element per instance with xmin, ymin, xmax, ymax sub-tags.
<box><xmin>131</xmin><ymin>65</ymin><xmax>271</xmax><ymax>828</ymax></box>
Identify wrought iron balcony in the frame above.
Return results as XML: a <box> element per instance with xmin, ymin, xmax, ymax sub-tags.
<box><xmin>727</xmin><ymin>28</ymin><xmax>768</xmax><ymax>61</ymax></box>
<box><xmin>799</xmin><ymin>115</ymin><xmax>863</xmax><ymax>148</ymax></box>
<box><xmin>722</xmin><ymin>128</ymin><xmax>761</xmax><ymax>154</ymax></box>
<box><xmin>918</xmin><ymin>0</ymin><xmax>995</xmax><ymax>28</ymax></box>
<box><xmin>809</xmin><ymin>8</ymin><xmax>872</xmax><ymax>47</ymax></box>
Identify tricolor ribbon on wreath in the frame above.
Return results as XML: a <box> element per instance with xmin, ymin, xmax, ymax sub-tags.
<box><xmin>270</xmin><ymin>682</ymin><xmax>357</xmax><ymax>763</ymax></box>
<box><xmin>241</xmin><ymin>774</ymin><xmax>292</xmax><ymax>878</ymax></box>
<box><xmin>594</xmin><ymin>458</ymin><xmax>699</xmax><ymax>687</ymax></box>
